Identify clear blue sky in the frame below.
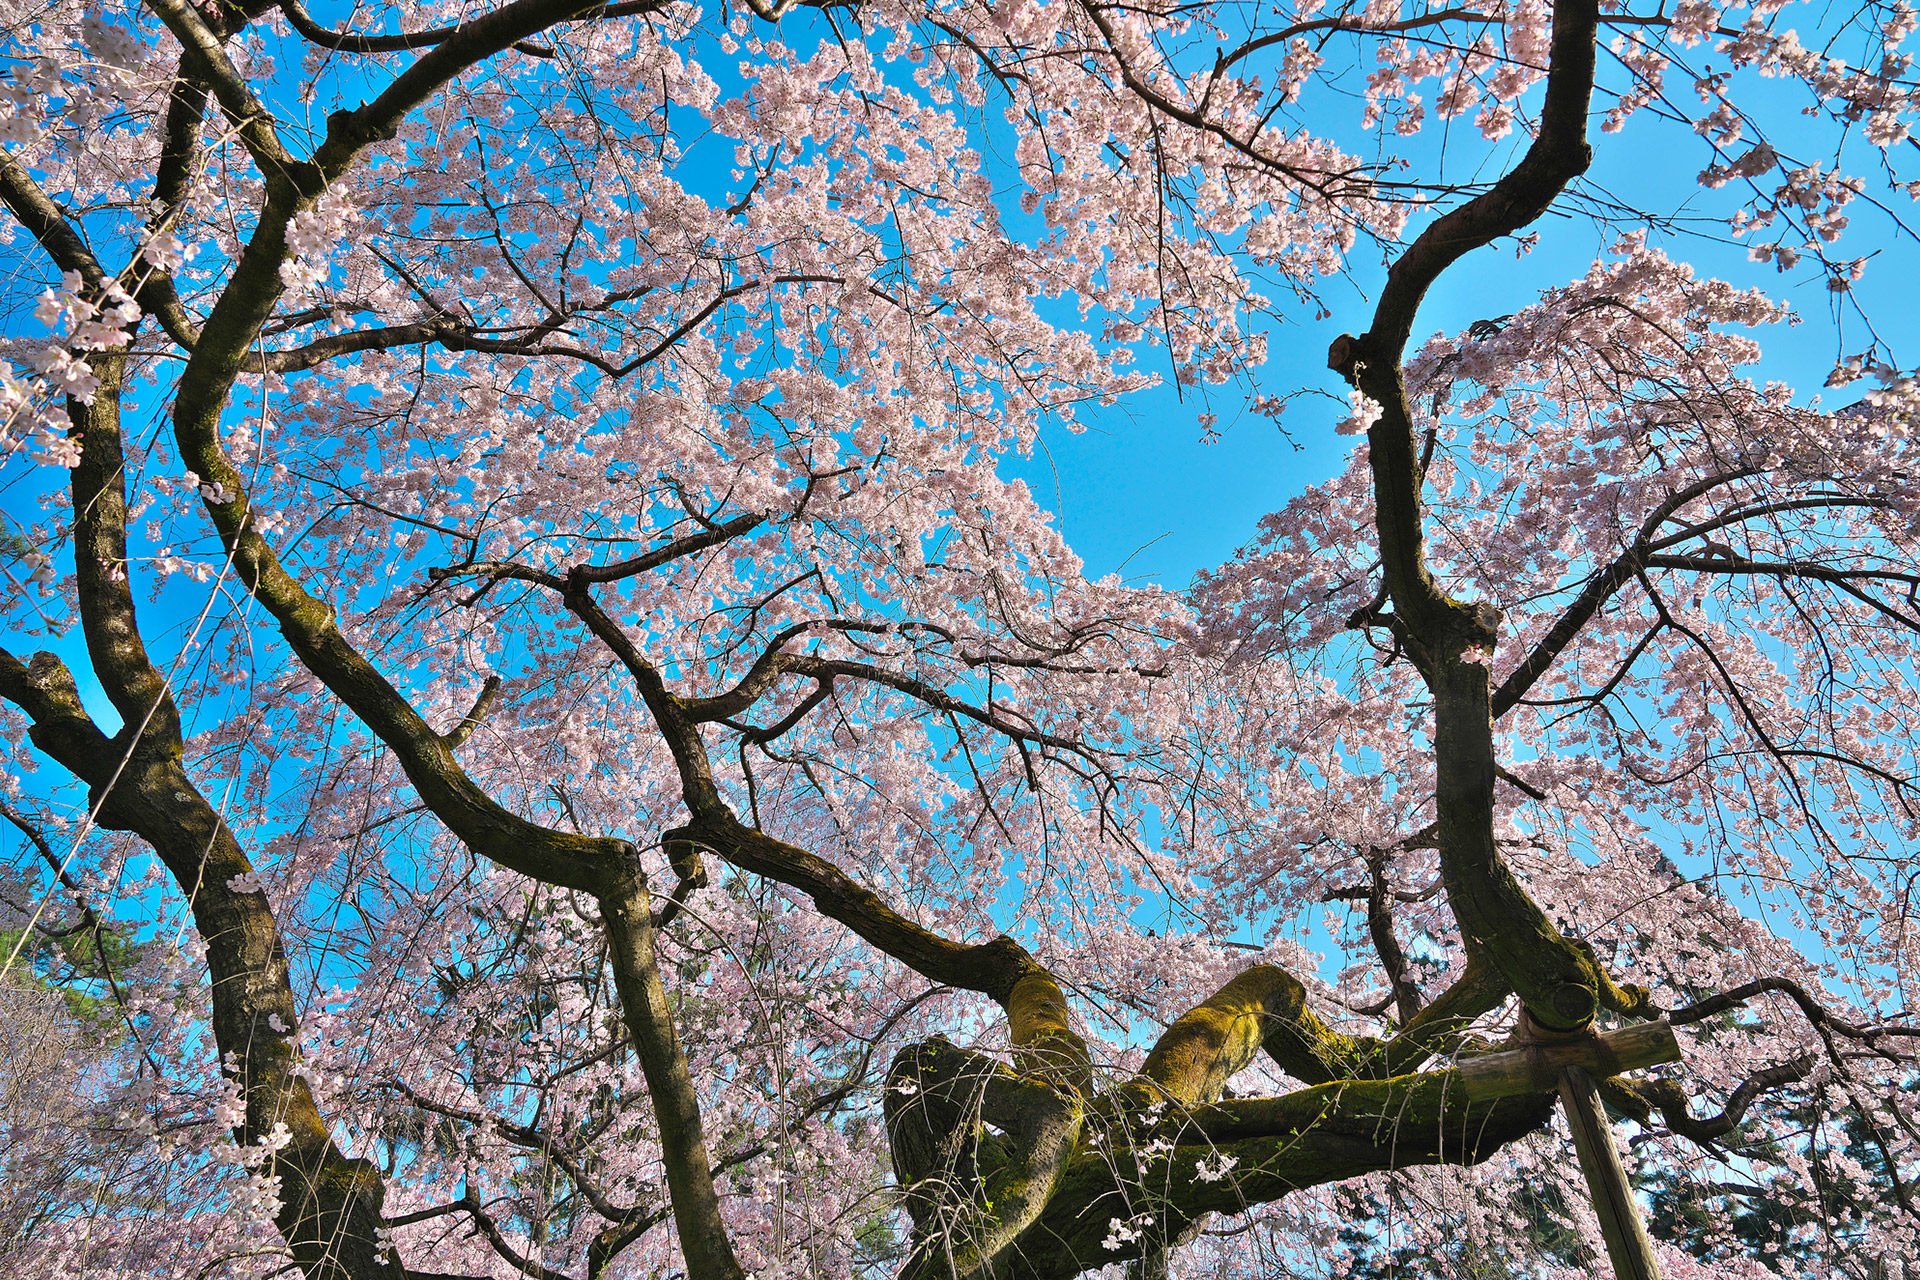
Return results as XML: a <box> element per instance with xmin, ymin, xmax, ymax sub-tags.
<box><xmin>1004</xmin><ymin>103</ymin><xmax>1917</xmax><ymax>589</ymax></box>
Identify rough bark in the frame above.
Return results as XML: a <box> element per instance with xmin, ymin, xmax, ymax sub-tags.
<box><xmin>598</xmin><ymin>868</ymin><xmax>746</xmax><ymax>1280</ymax></box>
<box><xmin>1136</xmin><ymin>964</ymin><xmax>1381</xmax><ymax>1102</ymax></box>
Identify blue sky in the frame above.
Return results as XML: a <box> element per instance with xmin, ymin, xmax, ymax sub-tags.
<box><xmin>985</xmin><ymin>83</ymin><xmax>1920</xmax><ymax>588</ymax></box>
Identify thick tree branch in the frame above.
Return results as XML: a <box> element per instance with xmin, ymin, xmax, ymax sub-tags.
<box><xmin>145</xmin><ymin>0</ymin><xmax>305</xmax><ymax>184</ymax></box>
<box><xmin>596</xmin><ymin>871</ymin><xmax>744</xmax><ymax>1280</ymax></box>
<box><xmin>882</xmin><ymin>960</ymin><xmax>1684</xmax><ymax>1279</ymax></box>
<box><xmin>1328</xmin><ymin>0</ymin><xmax>1614</xmax><ymax>1035</ymax></box>
<box><xmin>1012</xmin><ymin>1073</ymin><xmax>1558</xmax><ymax>1280</ymax></box>
<box><xmin>1</xmin><ymin>366</ymin><xmax>398</xmax><ymax>1280</ymax></box>
<box><xmin>886</xmin><ymin>1037</ymin><xmax>1086</xmax><ymax>1280</ymax></box>
<box><xmin>1136</xmin><ymin>964</ymin><xmax>1384</xmax><ymax>1105</ymax></box>
<box><xmin>667</xmin><ymin>812</ymin><xmax>1054</xmax><ymax>1010</ymax></box>
<box><xmin>277</xmin><ymin>0</ymin><xmax>573</xmax><ymax>55</ymax></box>
<box><xmin>0</xmin><ymin>153</ymin><xmax>110</xmax><ymax>288</ymax></box>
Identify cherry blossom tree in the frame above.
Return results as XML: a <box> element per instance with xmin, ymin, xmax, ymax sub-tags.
<box><xmin>0</xmin><ymin>0</ymin><xmax>1916</xmax><ymax>1277</ymax></box>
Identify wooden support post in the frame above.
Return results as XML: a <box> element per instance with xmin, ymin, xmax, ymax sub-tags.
<box><xmin>1454</xmin><ymin>1020</ymin><xmax>1680</xmax><ymax>1101</ymax></box>
<box><xmin>1453</xmin><ymin>1018</ymin><xmax>1677</xmax><ymax>1279</ymax></box>
<box><xmin>1559</xmin><ymin>1064</ymin><xmax>1664</xmax><ymax>1280</ymax></box>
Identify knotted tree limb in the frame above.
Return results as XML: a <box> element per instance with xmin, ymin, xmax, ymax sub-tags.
<box><xmin>882</xmin><ymin>955</ymin><xmax>1683</xmax><ymax>1280</ymax></box>
<box><xmin>1031</xmin><ymin>1037</ymin><xmax>1672</xmax><ymax>1278</ymax></box>
<box><xmin>888</xmin><ymin>1040</ymin><xmax>1560</xmax><ymax>1280</ymax></box>
<box><xmin>1135</xmin><ymin>926</ymin><xmax>1512</xmax><ymax>1099</ymax></box>
<box><xmin>886</xmin><ymin>1038</ymin><xmax>1087</xmax><ymax>1280</ymax></box>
